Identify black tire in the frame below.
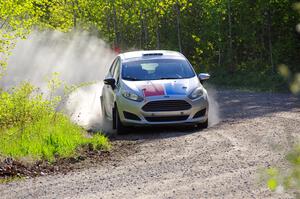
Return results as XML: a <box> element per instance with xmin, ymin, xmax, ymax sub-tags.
<box><xmin>113</xmin><ymin>106</ymin><xmax>127</xmax><ymax>134</ymax></box>
<box><xmin>100</xmin><ymin>97</ymin><xmax>111</xmax><ymax>133</ymax></box>
<box><xmin>197</xmin><ymin>120</ymin><xmax>208</xmax><ymax>129</ymax></box>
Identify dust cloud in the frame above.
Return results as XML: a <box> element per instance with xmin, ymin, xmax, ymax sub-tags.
<box><xmin>2</xmin><ymin>31</ymin><xmax>116</xmax><ymax>131</ymax></box>
<box><xmin>206</xmin><ymin>84</ymin><xmax>221</xmax><ymax>127</ymax></box>
<box><xmin>2</xmin><ymin>30</ymin><xmax>220</xmax><ymax>132</ymax></box>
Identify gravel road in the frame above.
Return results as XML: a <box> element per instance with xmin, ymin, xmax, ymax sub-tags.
<box><xmin>1</xmin><ymin>89</ymin><xmax>300</xmax><ymax>199</ymax></box>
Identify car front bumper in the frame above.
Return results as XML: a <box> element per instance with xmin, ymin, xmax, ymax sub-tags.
<box><xmin>116</xmin><ymin>94</ymin><xmax>209</xmax><ymax>127</ymax></box>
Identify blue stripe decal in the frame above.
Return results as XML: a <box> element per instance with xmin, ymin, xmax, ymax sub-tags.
<box><xmin>165</xmin><ymin>83</ymin><xmax>187</xmax><ymax>95</ymax></box>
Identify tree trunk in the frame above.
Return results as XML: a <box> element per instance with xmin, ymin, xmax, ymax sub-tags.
<box><xmin>72</xmin><ymin>0</ymin><xmax>78</xmax><ymax>29</ymax></box>
<box><xmin>144</xmin><ymin>17</ymin><xmax>148</xmax><ymax>49</ymax></box>
<box><xmin>112</xmin><ymin>2</ymin><xmax>118</xmax><ymax>48</ymax></box>
<box><xmin>218</xmin><ymin>14</ymin><xmax>222</xmax><ymax>68</ymax></box>
<box><xmin>175</xmin><ymin>4</ymin><xmax>182</xmax><ymax>53</ymax></box>
<box><xmin>119</xmin><ymin>24</ymin><xmax>123</xmax><ymax>50</ymax></box>
<box><xmin>267</xmin><ymin>10</ymin><xmax>274</xmax><ymax>73</ymax></box>
<box><xmin>139</xmin><ymin>7</ymin><xmax>143</xmax><ymax>49</ymax></box>
<box><xmin>156</xmin><ymin>20</ymin><xmax>160</xmax><ymax>49</ymax></box>
<box><xmin>227</xmin><ymin>0</ymin><xmax>233</xmax><ymax>72</ymax></box>
<box><xmin>106</xmin><ymin>10</ymin><xmax>111</xmax><ymax>42</ymax></box>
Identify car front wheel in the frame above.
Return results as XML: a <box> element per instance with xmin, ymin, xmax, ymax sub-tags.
<box><xmin>113</xmin><ymin>106</ymin><xmax>127</xmax><ymax>134</ymax></box>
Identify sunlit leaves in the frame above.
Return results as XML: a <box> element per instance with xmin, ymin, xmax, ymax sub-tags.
<box><xmin>278</xmin><ymin>64</ymin><xmax>300</xmax><ymax>95</ymax></box>
<box><xmin>290</xmin><ymin>74</ymin><xmax>300</xmax><ymax>95</ymax></box>
<box><xmin>278</xmin><ymin>64</ymin><xmax>290</xmax><ymax>79</ymax></box>
<box><xmin>0</xmin><ymin>0</ymin><xmax>41</xmax><ymax>79</ymax></box>
<box><xmin>266</xmin><ymin>145</ymin><xmax>300</xmax><ymax>196</ymax></box>
<box><xmin>266</xmin><ymin>168</ymin><xmax>279</xmax><ymax>191</ymax></box>
<box><xmin>268</xmin><ymin>178</ymin><xmax>278</xmax><ymax>191</ymax></box>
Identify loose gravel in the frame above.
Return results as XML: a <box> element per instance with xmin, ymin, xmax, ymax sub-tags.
<box><xmin>0</xmin><ymin>90</ymin><xmax>299</xmax><ymax>199</ymax></box>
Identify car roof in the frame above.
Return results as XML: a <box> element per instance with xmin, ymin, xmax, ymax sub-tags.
<box><xmin>119</xmin><ymin>50</ymin><xmax>185</xmax><ymax>62</ymax></box>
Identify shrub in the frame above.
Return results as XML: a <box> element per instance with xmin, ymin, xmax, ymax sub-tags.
<box><xmin>0</xmin><ymin>82</ymin><xmax>110</xmax><ymax>162</ymax></box>
<box><xmin>0</xmin><ymin>83</ymin><xmax>53</xmax><ymax>130</ymax></box>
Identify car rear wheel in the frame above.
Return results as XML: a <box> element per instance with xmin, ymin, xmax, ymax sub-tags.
<box><xmin>113</xmin><ymin>106</ymin><xmax>127</xmax><ymax>134</ymax></box>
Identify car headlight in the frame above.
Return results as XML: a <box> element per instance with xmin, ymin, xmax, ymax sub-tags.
<box><xmin>122</xmin><ymin>91</ymin><xmax>144</xmax><ymax>102</ymax></box>
<box><xmin>189</xmin><ymin>87</ymin><xmax>204</xmax><ymax>99</ymax></box>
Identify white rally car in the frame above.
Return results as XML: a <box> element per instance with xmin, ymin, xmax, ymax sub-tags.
<box><xmin>101</xmin><ymin>50</ymin><xmax>210</xmax><ymax>133</ymax></box>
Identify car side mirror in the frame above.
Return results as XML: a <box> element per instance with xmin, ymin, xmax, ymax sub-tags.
<box><xmin>198</xmin><ymin>73</ymin><xmax>210</xmax><ymax>84</ymax></box>
<box><xmin>104</xmin><ymin>77</ymin><xmax>116</xmax><ymax>89</ymax></box>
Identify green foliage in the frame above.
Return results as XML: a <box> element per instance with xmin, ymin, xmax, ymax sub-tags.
<box><xmin>0</xmin><ymin>0</ymin><xmax>41</xmax><ymax>78</ymax></box>
<box><xmin>266</xmin><ymin>145</ymin><xmax>300</xmax><ymax>196</ymax></box>
<box><xmin>278</xmin><ymin>64</ymin><xmax>300</xmax><ymax>95</ymax></box>
<box><xmin>0</xmin><ymin>83</ymin><xmax>52</xmax><ymax>130</ymax></box>
<box><xmin>0</xmin><ymin>113</ymin><xmax>110</xmax><ymax>161</ymax></box>
<box><xmin>0</xmin><ymin>82</ymin><xmax>110</xmax><ymax>161</ymax></box>
<box><xmin>266</xmin><ymin>168</ymin><xmax>279</xmax><ymax>191</ymax></box>
<box><xmin>1</xmin><ymin>0</ymin><xmax>300</xmax><ymax>89</ymax></box>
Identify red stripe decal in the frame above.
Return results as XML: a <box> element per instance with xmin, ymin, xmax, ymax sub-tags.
<box><xmin>142</xmin><ymin>84</ymin><xmax>165</xmax><ymax>97</ymax></box>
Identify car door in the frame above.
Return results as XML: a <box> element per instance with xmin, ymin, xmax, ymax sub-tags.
<box><xmin>103</xmin><ymin>58</ymin><xmax>117</xmax><ymax>120</ymax></box>
<box><xmin>103</xmin><ymin>57</ymin><xmax>120</xmax><ymax>120</ymax></box>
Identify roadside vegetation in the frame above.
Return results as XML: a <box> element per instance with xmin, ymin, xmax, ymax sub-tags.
<box><xmin>0</xmin><ymin>81</ymin><xmax>110</xmax><ymax>162</ymax></box>
<box><xmin>210</xmin><ymin>69</ymin><xmax>287</xmax><ymax>92</ymax></box>
<box><xmin>266</xmin><ymin>145</ymin><xmax>300</xmax><ymax>197</ymax></box>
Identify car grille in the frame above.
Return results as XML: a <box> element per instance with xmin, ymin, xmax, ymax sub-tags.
<box><xmin>142</xmin><ymin>100</ymin><xmax>192</xmax><ymax>112</ymax></box>
<box><xmin>145</xmin><ymin>116</ymin><xmax>189</xmax><ymax>122</ymax></box>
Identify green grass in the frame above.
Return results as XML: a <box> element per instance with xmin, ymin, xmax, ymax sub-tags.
<box><xmin>0</xmin><ymin>114</ymin><xmax>110</xmax><ymax>161</ymax></box>
<box><xmin>0</xmin><ymin>82</ymin><xmax>110</xmax><ymax>162</ymax></box>
<box><xmin>0</xmin><ymin>176</ymin><xmax>24</xmax><ymax>184</ymax></box>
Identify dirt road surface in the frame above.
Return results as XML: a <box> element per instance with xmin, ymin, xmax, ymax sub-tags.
<box><xmin>1</xmin><ymin>90</ymin><xmax>300</xmax><ymax>199</ymax></box>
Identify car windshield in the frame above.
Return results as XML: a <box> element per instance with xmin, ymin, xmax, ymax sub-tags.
<box><xmin>122</xmin><ymin>59</ymin><xmax>195</xmax><ymax>81</ymax></box>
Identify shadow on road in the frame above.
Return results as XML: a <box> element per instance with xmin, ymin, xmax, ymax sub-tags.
<box><xmin>109</xmin><ymin>125</ymin><xmax>205</xmax><ymax>141</ymax></box>
<box><xmin>105</xmin><ymin>89</ymin><xmax>300</xmax><ymax>141</ymax></box>
<box><xmin>218</xmin><ymin>90</ymin><xmax>300</xmax><ymax>120</ymax></box>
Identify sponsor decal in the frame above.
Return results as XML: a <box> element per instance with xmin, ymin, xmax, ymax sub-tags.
<box><xmin>141</xmin><ymin>84</ymin><xmax>165</xmax><ymax>97</ymax></box>
<box><xmin>165</xmin><ymin>82</ymin><xmax>187</xmax><ymax>95</ymax></box>
<box><xmin>141</xmin><ymin>82</ymin><xmax>187</xmax><ymax>97</ymax></box>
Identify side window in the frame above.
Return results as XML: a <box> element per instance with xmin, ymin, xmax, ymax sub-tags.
<box><xmin>113</xmin><ymin>59</ymin><xmax>121</xmax><ymax>84</ymax></box>
<box><xmin>109</xmin><ymin>58</ymin><xmax>118</xmax><ymax>76</ymax></box>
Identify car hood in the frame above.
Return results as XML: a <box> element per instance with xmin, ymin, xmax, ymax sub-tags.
<box><xmin>122</xmin><ymin>76</ymin><xmax>201</xmax><ymax>98</ymax></box>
